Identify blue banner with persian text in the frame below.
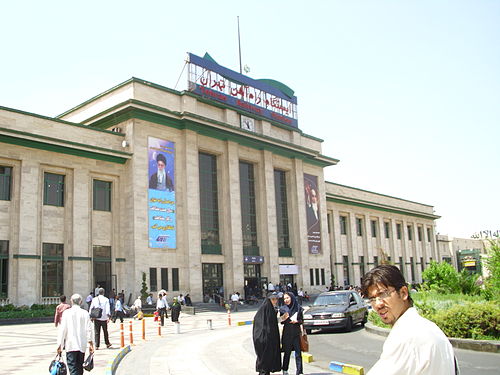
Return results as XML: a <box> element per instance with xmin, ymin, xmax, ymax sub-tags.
<box><xmin>148</xmin><ymin>137</ymin><xmax>176</xmax><ymax>249</ymax></box>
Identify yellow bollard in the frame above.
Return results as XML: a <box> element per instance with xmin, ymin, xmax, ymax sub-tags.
<box><xmin>142</xmin><ymin>317</ymin><xmax>146</xmax><ymax>340</ymax></box>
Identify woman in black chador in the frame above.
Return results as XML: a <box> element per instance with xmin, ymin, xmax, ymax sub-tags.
<box><xmin>252</xmin><ymin>293</ymin><xmax>281</xmax><ymax>375</ymax></box>
<box><xmin>279</xmin><ymin>291</ymin><xmax>304</xmax><ymax>375</ymax></box>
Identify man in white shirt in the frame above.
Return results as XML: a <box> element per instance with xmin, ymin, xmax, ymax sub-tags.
<box><xmin>57</xmin><ymin>294</ymin><xmax>94</xmax><ymax>374</ymax></box>
<box><xmin>146</xmin><ymin>293</ymin><xmax>153</xmax><ymax>305</ymax></box>
<box><xmin>89</xmin><ymin>287</ymin><xmax>112</xmax><ymax>349</ymax></box>
<box><xmin>361</xmin><ymin>265</ymin><xmax>458</xmax><ymax>375</ymax></box>
<box><xmin>230</xmin><ymin>292</ymin><xmax>240</xmax><ymax>312</ymax></box>
<box><xmin>156</xmin><ymin>292</ymin><xmax>169</xmax><ymax>326</ymax></box>
<box><xmin>267</xmin><ymin>282</ymin><xmax>275</xmax><ymax>292</ymax></box>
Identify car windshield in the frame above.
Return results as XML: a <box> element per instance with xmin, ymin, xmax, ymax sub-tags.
<box><xmin>313</xmin><ymin>294</ymin><xmax>348</xmax><ymax>306</ymax></box>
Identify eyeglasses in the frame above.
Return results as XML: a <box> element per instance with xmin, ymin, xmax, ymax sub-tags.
<box><xmin>368</xmin><ymin>288</ymin><xmax>396</xmax><ymax>304</ymax></box>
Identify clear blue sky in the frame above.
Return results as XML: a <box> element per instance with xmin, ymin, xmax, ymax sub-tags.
<box><xmin>1</xmin><ymin>1</ymin><xmax>498</xmax><ymax>238</ymax></box>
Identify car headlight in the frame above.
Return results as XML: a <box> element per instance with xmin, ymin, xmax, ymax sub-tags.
<box><xmin>330</xmin><ymin>313</ymin><xmax>345</xmax><ymax>318</ymax></box>
<box><xmin>303</xmin><ymin>314</ymin><xmax>313</xmax><ymax>319</ymax></box>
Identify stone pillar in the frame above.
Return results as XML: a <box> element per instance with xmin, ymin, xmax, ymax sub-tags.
<box><xmin>69</xmin><ymin>167</ymin><xmax>92</xmax><ymax>298</ymax></box>
<box><xmin>183</xmin><ymin>130</ymin><xmax>203</xmax><ymax>300</ymax></box>
<box><xmin>221</xmin><ymin>141</ymin><xmax>243</xmax><ymax>295</ymax></box>
<box><xmin>259</xmin><ymin>150</ymin><xmax>277</xmax><ymax>285</ymax></box>
<box><xmin>16</xmin><ymin>159</ymin><xmax>41</xmax><ymax>305</ymax></box>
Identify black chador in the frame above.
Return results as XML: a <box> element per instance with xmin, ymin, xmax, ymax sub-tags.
<box><xmin>253</xmin><ymin>297</ymin><xmax>281</xmax><ymax>375</ymax></box>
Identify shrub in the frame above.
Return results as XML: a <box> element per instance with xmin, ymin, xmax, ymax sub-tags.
<box><xmin>368</xmin><ymin>310</ymin><xmax>391</xmax><ymax>329</ymax></box>
<box><xmin>421</xmin><ymin>261</ymin><xmax>459</xmax><ymax>294</ymax></box>
<box><xmin>432</xmin><ymin>302</ymin><xmax>500</xmax><ymax>340</ymax></box>
<box><xmin>483</xmin><ymin>239</ymin><xmax>500</xmax><ymax>301</ymax></box>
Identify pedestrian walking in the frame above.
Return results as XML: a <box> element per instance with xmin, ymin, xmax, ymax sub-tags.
<box><xmin>89</xmin><ymin>287</ymin><xmax>112</xmax><ymax>349</ymax></box>
<box><xmin>253</xmin><ymin>292</ymin><xmax>281</xmax><ymax>375</ymax></box>
<box><xmin>56</xmin><ymin>294</ymin><xmax>94</xmax><ymax>375</ymax></box>
<box><xmin>112</xmin><ymin>295</ymin><xmax>125</xmax><ymax>323</ymax></box>
<box><xmin>85</xmin><ymin>292</ymin><xmax>93</xmax><ymax>311</ymax></box>
<box><xmin>280</xmin><ymin>291</ymin><xmax>304</xmax><ymax>375</ymax></box>
<box><xmin>156</xmin><ymin>292</ymin><xmax>168</xmax><ymax>326</ymax></box>
<box><xmin>54</xmin><ymin>295</ymin><xmax>71</xmax><ymax>327</ymax></box>
<box><xmin>231</xmin><ymin>292</ymin><xmax>240</xmax><ymax>311</ymax></box>
<box><xmin>171</xmin><ymin>297</ymin><xmax>181</xmax><ymax>323</ymax></box>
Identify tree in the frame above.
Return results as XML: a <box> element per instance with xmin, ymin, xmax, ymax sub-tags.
<box><xmin>483</xmin><ymin>239</ymin><xmax>500</xmax><ymax>300</ymax></box>
<box><xmin>140</xmin><ymin>272</ymin><xmax>149</xmax><ymax>301</ymax></box>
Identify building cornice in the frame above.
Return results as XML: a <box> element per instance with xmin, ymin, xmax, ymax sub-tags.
<box><xmin>326</xmin><ymin>193</ymin><xmax>441</xmax><ymax>220</ymax></box>
<box><xmin>88</xmin><ymin>100</ymin><xmax>338</xmax><ymax>168</ymax></box>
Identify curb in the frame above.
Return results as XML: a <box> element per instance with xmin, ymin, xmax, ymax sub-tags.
<box><xmin>105</xmin><ymin>345</ymin><xmax>132</xmax><ymax>375</ymax></box>
<box><xmin>0</xmin><ymin>317</ymin><xmax>53</xmax><ymax>325</ymax></box>
<box><xmin>329</xmin><ymin>360</ymin><xmax>364</xmax><ymax>374</ymax></box>
<box><xmin>365</xmin><ymin>322</ymin><xmax>500</xmax><ymax>353</ymax></box>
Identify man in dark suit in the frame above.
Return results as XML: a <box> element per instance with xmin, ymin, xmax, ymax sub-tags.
<box><xmin>149</xmin><ymin>153</ymin><xmax>174</xmax><ymax>191</ymax></box>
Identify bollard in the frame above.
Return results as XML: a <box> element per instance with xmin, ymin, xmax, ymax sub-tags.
<box><xmin>129</xmin><ymin>320</ymin><xmax>134</xmax><ymax>345</ymax></box>
<box><xmin>175</xmin><ymin>322</ymin><xmax>180</xmax><ymax>334</ymax></box>
<box><xmin>227</xmin><ymin>309</ymin><xmax>231</xmax><ymax>326</ymax></box>
<box><xmin>158</xmin><ymin>318</ymin><xmax>162</xmax><ymax>336</ymax></box>
<box><xmin>207</xmin><ymin>319</ymin><xmax>213</xmax><ymax>330</ymax></box>
<box><xmin>120</xmin><ymin>322</ymin><xmax>125</xmax><ymax>348</ymax></box>
<box><xmin>142</xmin><ymin>317</ymin><xmax>146</xmax><ymax>340</ymax></box>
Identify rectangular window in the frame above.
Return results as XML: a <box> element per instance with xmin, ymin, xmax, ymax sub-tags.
<box><xmin>0</xmin><ymin>166</ymin><xmax>12</xmax><ymax>201</ymax></box>
<box><xmin>360</xmin><ymin>256</ymin><xmax>365</xmax><ymax>279</ymax></box>
<box><xmin>149</xmin><ymin>268</ymin><xmax>157</xmax><ymax>292</ymax></box>
<box><xmin>93</xmin><ymin>179</ymin><xmax>112</xmax><ymax>211</ymax></box>
<box><xmin>356</xmin><ymin>218</ymin><xmax>363</xmax><ymax>236</ymax></box>
<box><xmin>199</xmin><ymin>153</ymin><xmax>220</xmax><ymax>249</ymax></box>
<box><xmin>407</xmin><ymin>225</ymin><xmax>413</xmax><ymax>241</ymax></box>
<box><xmin>240</xmin><ymin>162</ymin><xmax>258</xmax><ymax>252</ymax></box>
<box><xmin>321</xmin><ymin>268</ymin><xmax>325</xmax><ymax>285</ymax></box>
<box><xmin>374</xmin><ymin>256</ymin><xmax>379</xmax><ymax>267</ymax></box>
<box><xmin>420</xmin><ymin>257</ymin><xmax>425</xmax><ymax>273</ymax></box>
<box><xmin>315</xmin><ymin>268</ymin><xmax>320</xmax><ymax>286</ymax></box>
<box><xmin>399</xmin><ymin>256</ymin><xmax>405</xmax><ymax>278</ymax></box>
<box><xmin>343</xmin><ymin>255</ymin><xmax>350</xmax><ymax>286</ymax></box>
<box><xmin>172</xmin><ymin>268</ymin><xmax>179</xmax><ymax>291</ymax></box>
<box><xmin>44</xmin><ymin>173</ymin><xmax>65</xmax><ymax>206</ymax></box>
<box><xmin>274</xmin><ymin>170</ymin><xmax>290</xmax><ymax>250</ymax></box>
<box><xmin>42</xmin><ymin>243</ymin><xmax>64</xmax><ymax>297</ymax></box>
<box><xmin>410</xmin><ymin>257</ymin><xmax>415</xmax><ymax>282</ymax></box>
<box><xmin>0</xmin><ymin>240</ymin><xmax>8</xmax><ymax>298</ymax></box>
<box><xmin>339</xmin><ymin>216</ymin><xmax>347</xmax><ymax>235</ymax></box>
<box><xmin>427</xmin><ymin>227</ymin><xmax>432</xmax><ymax>242</ymax></box>
<box><xmin>371</xmin><ymin>220</ymin><xmax>377</xmax><ymax>237</ymax></box>
<box><xmin>161</xmin><ymin>268</ymin><xmax>168</xmax><ymax>291</ymax></box>
<box><xmin>396</xmin><ymin>223</ymin><xmax>402</xmax><ymax>240</ymax></box>
<box><xmin>327</xmin><ymin>213</ymin><xmax>331</xmax><ymax>234</ymax></box>
<box><xmin>309</xmin><ymin>269</ymin><xmax>314</xmax><ymax>285</ymax></box>
<box><xmin>443</xmin><ymin>257</ymin><xmax>452</xmax><ymax>265</ymax></box>
<box><xmin>418</xmin><ymin>227</ymin><xmax>423</xmax><ymax>242</ymax></box>
<box><xmin>384</xmin><ymin>222</ymin><xmax>390</xmax><ymax>239</ymax></box>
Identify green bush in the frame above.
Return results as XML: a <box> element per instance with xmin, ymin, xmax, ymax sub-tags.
<box><xmin>421</xmin><ymin>261</ymin><xmax>460</xmax><ymax>293</ymax></box>
<box><xmin>483</xmin><ymin>239</ymin><xmax>500</xmax><ymax>301</ymax></box>
<box><xmin>432</xmin><ymin>302</ymin><xmax>500</xmax><ymax>340</ymax></box>
<box><xmin>368</xmin><ymin>310</ymin><xmax>391</xmax><ymax>329</ymax></box>
<box><xmin>0</xmin><ymin>304</ymin><xmax>16</xmax><ymax>312</ymax></box>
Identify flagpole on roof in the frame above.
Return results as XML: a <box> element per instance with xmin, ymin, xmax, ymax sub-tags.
<box><xmin>237</xmin><ymin>16</ymin><xmax>242</xmax><ymax>74</ymax></box>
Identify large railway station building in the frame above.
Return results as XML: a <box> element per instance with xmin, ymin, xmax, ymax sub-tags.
<box><xmin>0</xmin><ymin>54</ymin><xmax>445</xmax><ymax>305</ymax></box>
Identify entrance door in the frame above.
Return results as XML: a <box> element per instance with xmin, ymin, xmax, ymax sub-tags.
<box><xmin>93</xmin><ymin>245</ymin><xmax>112</xmax><ymax>296</ymax></box>
<box><xmin>280</xmin><ymin>274</ymin><xmax>294</xmax><ymax>289</ymax></box>
<box><xmin>202</xmin><ymin>263</ymin><xmax>223</xmax><ymax>303</ymax></box>
<box><xmin>244</xmin><ymin>264</ymin><xmax>262</xmax><ymax>300</ymax></box>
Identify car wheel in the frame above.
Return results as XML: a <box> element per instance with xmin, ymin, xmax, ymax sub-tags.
<box><xmin>345</xmin><ymin>317</ymin><xmax>353</xmax><ymax>332</ymax></box>
<box><xmin>306</xmin><ymin>329</ymin><xmax>312</xmax><ymax>334</ymax></box>
<box><xmin>361</xmin><ymin>312</ymin><xmax>368</xmax><ymax>327</ymax></box>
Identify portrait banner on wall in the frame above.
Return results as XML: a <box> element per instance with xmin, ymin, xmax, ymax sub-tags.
<box><xmin>148</xmin><ymin>137</ymin><xmax>176</xmax><ymax>249</ymax></box>
<box><xmin>304</xmin><ymin>173</ymin><xmax>321</xmax><ymax>254</ymax></box>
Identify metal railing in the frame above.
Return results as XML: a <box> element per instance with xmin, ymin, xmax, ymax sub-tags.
<box><xmin>0</xmin><ymin>298</ymin><xmax>10</xmax><ymax>306</ymax></box>
<box><xmin>41</xmin><ymin>296</ymin><xmax>59</xmax><ymax>305</ymax></box>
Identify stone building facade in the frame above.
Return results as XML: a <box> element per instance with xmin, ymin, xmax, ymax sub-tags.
<box><xmin>0</xmin><ymin>75</ymin><xmax>443</xmax><ymax>306</ymax></box>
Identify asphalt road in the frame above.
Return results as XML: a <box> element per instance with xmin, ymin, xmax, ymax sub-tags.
<box><xmin>307</xmin><ymin>325</ymin><xmax>500</xmax><ymax>375</ymax></box>
<box><xmin>117</xmin><ymin>315</ymin><xmax>499</xmax><ymax>375</ymax></box>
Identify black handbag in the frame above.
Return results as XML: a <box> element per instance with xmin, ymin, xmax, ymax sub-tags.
<box><xmin>49</xmin><ymin>354</ymin><xmax>67</xmax><ymax>375</ymax></box>
<box><xmin>83</xmin><ymin>352</ymin><xmax>94</xmax><ymax>372</ymax></box>
<box><xmin>89</xmin><ymin>307</ymin><xmax>102</xmax><ymax>319</ymax></box>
